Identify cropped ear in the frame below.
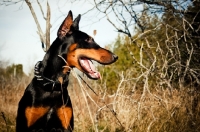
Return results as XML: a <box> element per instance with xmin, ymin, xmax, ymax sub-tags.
<box><xmin>57</xmin><ymin>10</ymin><xmax>73</xmax><ymax>39</ymax></box>
<box><xmin>72</xmin><ymin>14</ymin><xmax>81</xmax><ymax>30</ymax></box>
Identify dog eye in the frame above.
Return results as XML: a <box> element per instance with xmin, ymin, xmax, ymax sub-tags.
<box><xmin>85</xmin><ymin>38</ymin><xmax>89</xmax><ymax>42</ymax></box>
<box><xmin>85</xmin><ymin>37</ymin><xmax>93</xmax><ymax>43</ymax></box>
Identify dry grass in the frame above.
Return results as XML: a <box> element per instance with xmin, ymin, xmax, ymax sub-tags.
<box><xmin>70</xmin><ymin>79</ymin><xmax>200</xmax><ymax>132</ymax></box>
<box><xmin>0</xmin><ymin>75</ymin><xmax>31</xmax><ymax>132</ymax></box>
<box><xmin>0</xmin><ymin>72</ymin><xmax>200</xmax><ymax>132</ymax></box>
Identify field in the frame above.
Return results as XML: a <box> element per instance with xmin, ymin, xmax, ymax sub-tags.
<box><xmin>0</xmin><ymin>70</ymin><xmax>200</xmax><ymax>132</ymax></box>
<box><xmin>1</xmin><ymin>0</ymin><xmax>200</xmax><ymax>131</ymax></box>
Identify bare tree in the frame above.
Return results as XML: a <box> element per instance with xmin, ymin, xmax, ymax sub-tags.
<box><xmin>25</xmin><ymin>0</ymin><xmax>51</xmax><ymax>52</ymax></box>
<box><xmin>83</xmin><ymin>0</ymin><xmax>195</xmax><ymax>38</ymax></box>
<box><xmin>1</xmin><ymin>0</ymin><xmax>51</xmax><ymax>52</ymax></box>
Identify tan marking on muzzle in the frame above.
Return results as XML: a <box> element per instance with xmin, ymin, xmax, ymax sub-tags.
<box><xmin>65</xmin><ymin>43</ymin><xmax>115</xmax><ymax>72</ymax></box>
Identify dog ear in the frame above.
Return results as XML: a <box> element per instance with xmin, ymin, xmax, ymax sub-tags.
<box><xmin>57</xmin><ymin>10</ymin><xmax>73</xmax><ymax>39</ymax></box>
<box><xmin>72</xmin><ymin>14</ymin><xmax>81</xmax><ymax>30</ymax></box>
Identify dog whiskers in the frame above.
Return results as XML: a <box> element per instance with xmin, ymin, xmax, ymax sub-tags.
<box><xmin>58</xmin><ymin>55</ymin><xmax>71</xmax><ymax>70</ymax></box>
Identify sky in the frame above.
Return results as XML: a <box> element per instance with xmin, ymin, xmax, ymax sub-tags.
<box><xmin>0</xmin><ymin>0</ymin><xmax>118</xmax><ymax>75</ymax></box>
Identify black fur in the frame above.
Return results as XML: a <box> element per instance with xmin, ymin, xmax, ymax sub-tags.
<box><xmin>16</xmin><ymin>11</ymin><xmax>117</xmax><ymax>132</ymax></box>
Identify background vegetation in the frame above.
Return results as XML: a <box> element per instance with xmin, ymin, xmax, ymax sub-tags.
<box><xmin>1</xmin><ymin>0</ymin><xmax>200</xmax><ymax>132</ymax></box>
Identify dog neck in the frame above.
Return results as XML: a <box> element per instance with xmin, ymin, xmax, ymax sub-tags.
<box><xmin>41</xmin><ymin>63</ymin><xmax>70</xmax><ymax>86</ymax></box>
<box><xmin>40</xmin><ymin>39</ymin><xmax>72</xmax><ymax>86</ymax></box>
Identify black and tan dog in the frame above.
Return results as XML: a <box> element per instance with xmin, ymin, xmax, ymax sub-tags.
<box><xmin>16</xmin><ymin>11</ymin><xmax>118</xmax><ymax>132</ymax></box>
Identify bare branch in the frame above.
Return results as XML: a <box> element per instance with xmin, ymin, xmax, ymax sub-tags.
<box><xmin>45</xmin><ymin>1</ymin><xmax>51</xmax><ymax>51</ymax></box>
<box><xmin>0</xmin><ymin>0</ymin><xmax>23</xmax><ymax>6</ymax></box>
<box><xmin>37</xmin><ymin>0</ymin><xmax>46</xmax><ymax>20</ymax></box>
<box><xmin>25</xmin><ymin>0</ymin><xmax>45</xmax><ymax>52</ymax></box>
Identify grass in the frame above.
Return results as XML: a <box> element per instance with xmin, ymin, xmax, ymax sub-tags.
<box><xmin>0</xmin><ymin>72</ymin><xmax>200</xmax><ymax>132</ymax></box>
<box><xmin>0</xmin><ymin>75</ymin><xmax>30</xmax><ymax>132</ymax></box>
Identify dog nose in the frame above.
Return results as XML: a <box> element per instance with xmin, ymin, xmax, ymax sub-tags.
<box><xmin>113</xmin><ymin>54</ymin><xmax>118</xmax><ymax>61</ymax></box>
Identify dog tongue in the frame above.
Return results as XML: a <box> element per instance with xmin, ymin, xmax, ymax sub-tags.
<box><xmin>80</xmin><ymin>58</ymin><xmax>101</xmax><ymax>79</ymax></box>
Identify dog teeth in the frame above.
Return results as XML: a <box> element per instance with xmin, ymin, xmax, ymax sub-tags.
<box><xmin>80</xmin><ymin>58</ymin><xmax>100</xmax><ymax>79</ymax></box>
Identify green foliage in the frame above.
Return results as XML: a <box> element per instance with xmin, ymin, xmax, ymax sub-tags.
<box><xmin>98</xmin><ymin>14</ymin><xmax>162</xmax><ymax>93</ymax></box>
<box><xmin>0</xmin><ymin>63</ymin><xmax>24</xmax><ymax>79</ymax></box>
<box><xmin>98</xmin><ymin>35</ymin><xmax>138</xmax><ymax>93</ymax></box>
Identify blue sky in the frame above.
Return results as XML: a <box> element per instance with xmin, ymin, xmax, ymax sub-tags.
<box><xmin>0</xmin><ymin>0</ymin><xmax>118</xmax><ymax>74</ymax></box>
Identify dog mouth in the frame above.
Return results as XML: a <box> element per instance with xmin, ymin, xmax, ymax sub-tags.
<box><xmin>79</xmin><ymin>57</ymin><xmax>101</xmax><ymax>80</ymax></box>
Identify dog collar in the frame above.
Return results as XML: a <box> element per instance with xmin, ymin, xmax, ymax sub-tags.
<box><xmin>34</xmin><ymin>61</ymin><xmax>68</xmax><ymax>90</ymax></box>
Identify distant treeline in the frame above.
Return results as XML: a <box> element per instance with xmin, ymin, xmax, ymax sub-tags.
<box><xmin>0</xmin><ymin>64</ymin><xmax>24</xmax><ymax>79</ymax></box>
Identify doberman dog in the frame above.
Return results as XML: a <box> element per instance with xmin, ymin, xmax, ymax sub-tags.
<box><xmin>16</xmin><ymin>10</ymin><xmax>118</xmax><ymax>132</ymax></box>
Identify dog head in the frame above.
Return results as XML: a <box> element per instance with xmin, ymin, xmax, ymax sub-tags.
<box><xmin>56</xmin><ymin>11</ymin><xmax>118</xmax><ymax>80</ymax></box>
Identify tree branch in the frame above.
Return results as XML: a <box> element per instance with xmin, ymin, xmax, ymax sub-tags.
<box><xmin>37</xmin><ymin>0</ymin><xmax>46</xmax><ymax>20</ymax></box>
<box><xmin>45</xmin><ymin>1</ymin><xmax>51</xmax><ymax>51</ymax></box>
<box><xmin>25</xmin><ymin>0</ymin><xmax>45</xmax><ymax>52</ymax></box>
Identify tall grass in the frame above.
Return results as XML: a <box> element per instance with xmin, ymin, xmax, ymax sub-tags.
<box><xmin>69</xmin><ymin>70</ymin><xmax>200</xmax><ymax>132</ymax></box>
<box><xmin>0</xmin><ymin>71</ymin><xmax>200</xmax><ymax>132</ymax></box>
<box><xmin>0</xmin><ymin>75</ymin><xmax>31</xmax><ymax>132</ymax></box>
